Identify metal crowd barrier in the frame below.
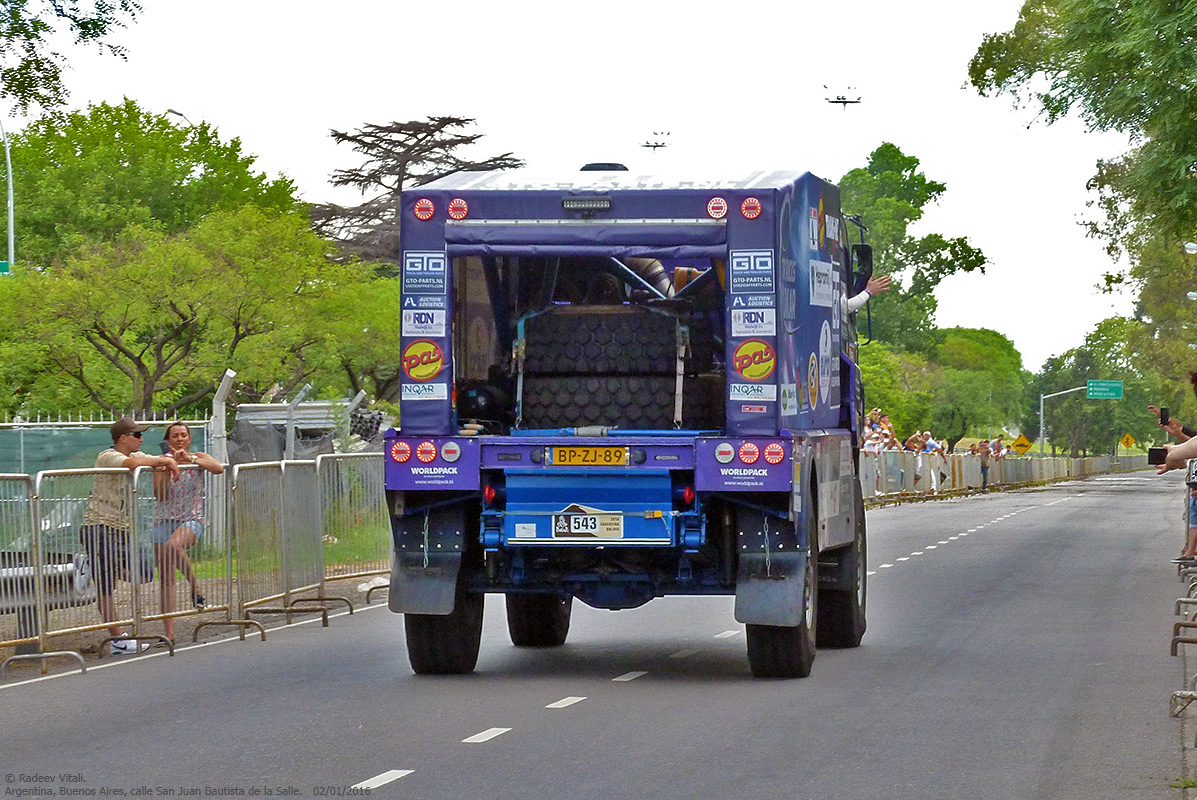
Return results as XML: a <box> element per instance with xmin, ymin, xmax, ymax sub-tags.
<box><xmin>316</xmin><ymin>453</ymin><xmax>390</xmax><ymax>602</ymax></box>
<box><xmin>861</xmin><ymin>452</ymin><xmax>1150</xmax><ymax>503</ymax></box>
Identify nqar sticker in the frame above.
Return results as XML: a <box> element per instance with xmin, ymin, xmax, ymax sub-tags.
<box><xmin>402</xmin><ymin>340</ymin><xmax>445</xmax><ymax>382</ymax></box>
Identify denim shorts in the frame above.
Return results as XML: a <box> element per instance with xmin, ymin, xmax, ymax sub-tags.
<box><xmin>150</xmin><ymin>519</ymin><xmax>203</xmax><ymax>544</ymax></box>
<box><xmin>1189</xmin><ymin>495</ymin><xmax>1197</xmax><ymax>528</ymax></box>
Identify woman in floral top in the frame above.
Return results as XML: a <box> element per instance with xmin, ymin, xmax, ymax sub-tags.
<box><xmin>152</xmin><ymin>422</ymin><xmax>224</xmax><ymax>642</ymax></box>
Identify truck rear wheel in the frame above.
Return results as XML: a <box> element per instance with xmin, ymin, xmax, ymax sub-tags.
<box><xmin>506</xmin><ymin>594</ymin><xmax>572</xmax><ymax>647</ymax></box>
<box><xmin>817</xmin><ymin>478</ymin><xmax>867</xmax><ymax>648</ymax></box>
<box><xmin>404</xmin><ymin>577</ymin><xmax>485</xmax><ymax>675</ymax></box>
<box><xmin>745</xmin><ymin>506</ymin><xmax>817</xmax><ymax>678</ymax></box>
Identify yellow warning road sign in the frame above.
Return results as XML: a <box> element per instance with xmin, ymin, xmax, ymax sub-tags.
<box><xmin>1120</xmin><ymin>433</ymin><xmax>1136</xmax><ymax>449</ymax></box>
<box><xmin>1011</xmin><ymin>435</ymin><xmax>1033</xmax><ymax>455</ymax></box>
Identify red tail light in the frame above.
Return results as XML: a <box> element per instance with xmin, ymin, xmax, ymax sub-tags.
<box><xmin>741</xmin><ymin>197</ymin><xmax>762</xmax><ymax>219</ymax></box>
<box><xmin>739</xmin><ymin>442</ymin><xmax>760</xmax><ymax>464</ymax></box>
<box><xmin>413</xmin><ymin>199</ymin><xmax>434</xmax><ymax>220</ymax></box>
<box><xmin>391</xmin><ymin>441</ymin><xmax>411</xmax><ymax>463</ymax></box>
<box><xmin>416</xmin><ymin>441</ymin><xmax>437</xmax><ymax>463</ymax></box>
<box><xmin>682</xmin><ymin>486</ymin><xmax>695</xmax><ymax>505</ymax></box>
<box><xmin>448</xmin><ymin>198</ymin><xmax>469</xmax><ymax>220</ymax></box>
<box><xmin>763</xmin><ymin>442</ymin><xmax>785</xmax><ymax>464</ymax></box>
<box><xmin>483</xmin><ymin>484</ymin><xmax>496</xmax><ymax>504</ymax></box>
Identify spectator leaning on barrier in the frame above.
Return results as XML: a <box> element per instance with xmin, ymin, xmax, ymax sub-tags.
<box><xmin>81</xmin><ymin>417</ymin><xmax>180</xmax><ymax>655</ymax></box>
<box><xmin>978</xmin><ymin>439</ymin><xmax>992</xmax><ymax>490</ymax></box>
<box><xmin>1149</xmin><ymin>402</ymin><xmax>1197</xmax><ymax>564</ymax></box>
<box><xmin>152</xmin><ymin>421</ymin><xmax>224</xmax><ymax>643</ymax></box>
<box><xmin>991</xmin><ymin>434</ymin><xmax>1005</xmax><ymax>461</ymax></box>
<box><xmin>922</xmin><ymin>431</ymin><xmax>947</xmax><ymax>491</ymax></box>
<box><xmin>904</xmin><ymin>431</ymin><xmax>926</xmax><ymax>485</ymax></box>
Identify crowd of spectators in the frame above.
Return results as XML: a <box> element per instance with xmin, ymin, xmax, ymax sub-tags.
<box><xmin>859</xmin><ymin>408</ymin><xmax>1018</xmax><ymax>491</ymax></box>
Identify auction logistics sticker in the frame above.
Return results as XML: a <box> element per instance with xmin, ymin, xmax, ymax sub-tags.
<box><xmin>402</xmin><ymin>339</ymin><xmax>444</xmax><ymax>382</ymax></box>
<box><xmin>732</xmin><ymin>339</ymin><xmax>776</xmax><ymax>381</ymax></box>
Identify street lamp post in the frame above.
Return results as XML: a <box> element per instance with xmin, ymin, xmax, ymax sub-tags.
<box><xmin>0</xmin><ymin>115</ymin><xmax>14</xmax><ymax>273</ymax></box>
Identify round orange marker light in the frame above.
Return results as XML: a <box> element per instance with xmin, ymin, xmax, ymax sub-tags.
<box><xmin>391</xmin><ymin>441</ymin><xmax>411</xmax><ymax>463</ymax></box>
<box><xmin>416</xmin><ymin>441</ymin><xmax>437</xmax><ymax>463</ymax></box>
<box><xmin>413</xmin><ymin>199</ymin><xmax>434</xmax><ymax>220</ymax></box>
<box><xmin>763</xmin><ymin>442</ymin><xmax>785</xmax><ymax>464</ymax></box>
<box><xmin>448</xmin><ymin>198</ymin><xmax>469</xmax><ymax>220</ymax></box>
<box><xmin>739</xmin><ymin>442</ymin><xmax>760</xmax><ymax>464</ymax></box>
<box><xmin>707</xmin><ymin>197</ymin><xmax>728</xmax><ymax>219</ymax></box>
<box><xmin>741</xmin><ymin>197</ymin><xmax>762</xmax><ymax>219</ymax></box>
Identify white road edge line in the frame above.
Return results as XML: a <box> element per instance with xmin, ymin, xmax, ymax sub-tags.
<box><xmin>463</xmin><ymin>728</ymin><xmax>512</xmax><ymax>743</ymax></box>
<box><xmin>613</xmin><ymin>671</ymin><xmax>648</xmax><ymax>682</ymax></box>
<box><xmin>546</xmin><ymin>696</ymin><xmax>586</xmax><ymax>709</ymax></box>
<box><xmin>352</xmin><ymin>770</ymin><xmax>414</xmax><ymax>790</ymax></box>
<box><xmin>0</xmin><ymin>601</ymin><xmax>388</xmax><ymax>691</ymax></box>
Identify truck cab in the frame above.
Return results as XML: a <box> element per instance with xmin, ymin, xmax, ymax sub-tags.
<box><xmin>385</xmin><ymin>169</ymin><xmax>869</xmax><ymax>678</ymax></box>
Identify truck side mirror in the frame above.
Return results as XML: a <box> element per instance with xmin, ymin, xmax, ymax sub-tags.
<box><xmin>852</xmin><ymin>244</ymin><xmax>874</xmax><ymax>295</ymax></box>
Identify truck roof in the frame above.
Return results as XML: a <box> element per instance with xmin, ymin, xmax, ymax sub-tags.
<box><xmin>418</xmin><ymin>169</ymin><xmax>815</xmax><ymax>193</ymax></box>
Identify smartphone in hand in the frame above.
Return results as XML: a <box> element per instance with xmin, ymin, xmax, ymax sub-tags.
<box><xmin>1161</xmin><ymin>407</ymin><xmax>1170</xmax><ymax>426</ymax></box>
<box><xmin>1149</xmin><ymin>446</ymin><xmax>1168</xmax><ymax>465</ymax></box>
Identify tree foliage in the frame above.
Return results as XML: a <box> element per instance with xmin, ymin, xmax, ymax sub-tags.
<box><xmin>930</xmin><ymin>328</ymin><xmax>1026</xmax><ymax>450</ymax></box>
<box><xmin>311</xmin><ymin>116</ymin><xmax>523</xmax><ymax>271</ymax></box>
<box><xmin>2</xmin><ymin>98</ymin><xmax>297</xmax><ymax>268</ymax></box>
<box><xmin>0</xmin><ymin>0</ymin><xmax>140</xmax><ymax>112</ymax></box>
<box><xmin>969</xmin><ymin>0</ymin><xmax>1197</xmax><ymax>243</ymax></box>
<box><xmin>840</xmin><ymin>143</ymin><xmax>987</xmax><ymax>354</ymax></box>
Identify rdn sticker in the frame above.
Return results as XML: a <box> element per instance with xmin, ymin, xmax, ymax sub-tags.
<box><xmin>732</xmin><ymin>339</ymin><xmax>776</xmax><ymax>381</ymax></box>
<box><xmin>402</xmin><ymin>340</ymin><xmax>444</xmax><ymax>382</ymax></box>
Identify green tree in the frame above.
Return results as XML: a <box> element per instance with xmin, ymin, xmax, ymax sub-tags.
<box><xmin>0</xmin><ymin>0</ymin><xmax>140</xmax><ymax>112</ymax></box>
<box><xmin>930</xmin><ymin>327</ymin><xmax>1026</xmax><ymax>449</ymax></box>
<box><xmin>969</xmin><ymin>0</ymin><xmax>1197</xmax><ymax>244</ymax></box>
<box><xmin>858</xmin><ymin>341</ymin><xmax>937</xmax><ymax>439</ymax></box>
<box><xmin>0</xmin><ymin>207</ymin><xmax>369</xmax><ymax>415</ymax></box>
<box><xmin>840</xmin><ymin>143</ymin><xmax>987</xmax><ymax>354</ymax></box>
<box><xmin>1</xmin><ymin>98</ymin><xmax>297</xmax><ymax>268</ymax></box>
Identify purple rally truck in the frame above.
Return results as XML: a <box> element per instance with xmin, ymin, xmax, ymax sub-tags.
<box><xmin>385</xmin><ymin>169</ymin><xmax>872</xmax><ymax>678</ymax></box>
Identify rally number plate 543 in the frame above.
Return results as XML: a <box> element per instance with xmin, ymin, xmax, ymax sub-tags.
<box><xmin>552</xmin><ymin>507</ymin><xmax>624</xmax><ymax>538</ymax></box>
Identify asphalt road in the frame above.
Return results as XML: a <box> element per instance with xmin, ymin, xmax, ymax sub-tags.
<box><xmin>1</xmin><ymin>471</ymin><xmax>1189</xmax><ymax>799</ymax></box>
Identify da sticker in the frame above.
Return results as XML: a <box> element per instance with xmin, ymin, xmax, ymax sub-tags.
<box><xmin>732</xmin><ymin>339</ymin><xmax>776</xmax><ymax>381</ymax></box>
<box><xmin>808</xmin><ymin>354</ymin><xmax>819</xmax><ymax>409</ymax></box>
<box><xmin>402</xmin><ymin>340</ymin><xmax>445</xmax><ymax>382</ymax></box>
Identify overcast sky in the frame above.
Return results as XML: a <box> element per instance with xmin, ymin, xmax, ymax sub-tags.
<box><xmin>39</xmin><ymin>0</ymin><xmax>1135</xmax><ymax>370</ymax></box>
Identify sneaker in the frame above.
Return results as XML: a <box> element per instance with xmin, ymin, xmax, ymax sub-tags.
<box><xmin>109</xmin><ymin>639</ymin><xmax>149</xmax><ymax>655</ymax></box>
<box><xmin>192</xmin><ymin>593</ymin><xmax>206</xmax><ymax>611</ymax></box>
<box><xmin>1172</xmin><ymin>556</ymin><xmax>1196</xmax><ymax>565</ymax></box>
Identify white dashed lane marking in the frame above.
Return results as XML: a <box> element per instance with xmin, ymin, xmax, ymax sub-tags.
<box><xmin>670</xmin><ymin>649</ymin><xmax>698</xmax><ymax>659</ymax></box>
<box><xmin>714</xmin><ymin>630</ymin><xmax>739</xmax><ymax>639</ymax></box>
<box><xmin>352</xmin><ymin>770</ymin><xmax>413</xmax><ymax>790</ymax></box>
<box><xmin>545</xmin><ymin>696</ymin><xmax>586</xmax><ymax>709</ymax></box>
<box><xmin>613</xmin><ymin>671</ymin><xmax>648</xmax><ymax>682</ymax></box>
<box><xmin>463</xmin><ymin>728</ymin><xmax>511</xmax><ymax>743</ymax></box>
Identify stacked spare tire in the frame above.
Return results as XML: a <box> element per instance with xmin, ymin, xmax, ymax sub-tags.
<box><xmin>519</xmin><ymin>305</ymin><xmax>723</xmax><ymax>430</ymax></box>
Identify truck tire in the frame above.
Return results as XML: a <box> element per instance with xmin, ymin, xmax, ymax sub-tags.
<box><xmin>404</xmin><ymin>576</ymin><xmax>485</xmax><ymax>675</ymax></box>
<box><xmin>817</xmin><ymin>478</ymin><xmax>867</xmax><ymax>648</ymax></box>
<box><xmin>522</xmin><ymin>375</ymin><xmax>676</xmax><ymax>429</ymax></box>
<box><xmin>523</xmin><ymin>308</ymin><xmax>678</xmax><ymax>376</ymax></box>
<box><xmin>745</xmin><ymin>503</ymin><xmax>817</xmax><ymax>678</ymax></box>
<box><xmin>505</xmin><ymin>594</ymin><xmax>572</xmax><ymax>647</ymax></box>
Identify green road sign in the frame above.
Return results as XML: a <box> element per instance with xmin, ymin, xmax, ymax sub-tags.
<box><xmin>1086</xmin><ymin>379</ymin><xmax>1123</xmax><ymax>399</ymax></box>
<box><xmin>0</xmin><ymin>261</ymin><xmax>8</xmax><ymax>274</ymax></box>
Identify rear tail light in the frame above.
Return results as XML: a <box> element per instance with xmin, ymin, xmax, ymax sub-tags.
<box><xmin>763</xmin><ymin>443</ymin><xmax>785</xmax><ymax>464</ymax></box>
<box><xmin>682</xmin><ymin>486</ymin><xmax>695</xmax><ymax>505</ymax></box>
<box><xmin>714</xmin><ymin>442</ymin><xmax>735</xmax><ymax>463</ymax></box>
<box><xmin>707</xmin><ymin>197</ymin><xmax>728</xmax><ymax>219</ymax></box>
<box><xmin>416</xmin><ymin>441</ymin><xmax>437</xmax><ymax>463</ymax></box>
<box><xmin>741</xmin><ymin>197</ymin><xmax>762</xmax><ymax>219</ymax></box>
<box><xmin>391</xmin><ymin>441</ymin><xmax>411</xmax><ymax>463</ymax></box>
<box><xmin>483</xmin><ymin>484</ymin><xmax>496</xmax><ymax>504</ymax></box>
<box><xmin>739</xmin><ymin>442</ymin><xmax>760</xmax><ymax>464</ymax></box>
<box><xmin>441</xmin><ymin>441</ymin><xmax>462</xmax><ymax>462</ymax></box>
<box><xmin>413</xmin><ymin>199</ymin><xmax>434</xmax><ymax>220</ymax></box>
<box><xmin>448</xmin><ymin>198</ymin><xmax>469</xmax><ymax>220</ymax></box>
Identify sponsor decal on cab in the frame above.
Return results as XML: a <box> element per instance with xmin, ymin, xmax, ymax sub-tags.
<box><xmin>402</xmin><ymin>340</ymin><xmax>444</xmax><ymax>381</ymax></box>
<box><xmin>730</xmin><ymin>383</ymin><xmax>777</xmax><ymax>401</ymax></box>
<box><xmin>807</xmin><ymin>354</ymin><xmax>819</xmax><ymax>409</ymax></box>
<box><xmin>732</xmin><ymin>339</ymin><xmax>776</xmax><ymax>381</ymax></box>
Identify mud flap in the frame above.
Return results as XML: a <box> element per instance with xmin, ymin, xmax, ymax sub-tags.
<box><xmin>733</xmin><ymin>552</ymin><xmax>806</xmax><ymax>627</ymax></box>
<box><xmin>388</xmin><ymin>505</ymin><xmax>467</xmax><ymax>615</ymax></box>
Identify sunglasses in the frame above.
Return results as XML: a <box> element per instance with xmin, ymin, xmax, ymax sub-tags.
<box><xmin>127</xmin><ymin>431</ymin><xmax>143</xmax><ymax>439</ymax></box>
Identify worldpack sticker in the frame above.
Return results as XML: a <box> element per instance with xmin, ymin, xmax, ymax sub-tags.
<box><xmin>732</xmin><ymin>339</ymin><xmax>776</xmax><ymax>381</ymax></box>
<box><xmin>729</xmin><ymin>250</ymin><xmax>775</xmax><ymax>295</ymax></box>
<box><xmin>402</xmin><ymin>309</ymin><xmax>446</xmax><ymax>338</ymax></box>
<box><xmin>402</xmin><ymin>340</ymin><xmax>445</xmax><ymax>382</ymax></box>
<box><xmin>731</xmin><ymin>308</ymin><xmax>777</xmax><ymax>338</ymax></box>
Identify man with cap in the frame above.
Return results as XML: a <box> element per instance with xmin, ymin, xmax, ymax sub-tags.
<box><xmin>81</xmin><ymin>417</ymin><xmax>180</xmax><ymax>655</ymax></box>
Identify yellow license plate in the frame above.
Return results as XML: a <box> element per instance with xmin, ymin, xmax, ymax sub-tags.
<box><xmin>549</xmin><ymin>446</ymin><xmax>628</xmax><ymax>467</ymax></box>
